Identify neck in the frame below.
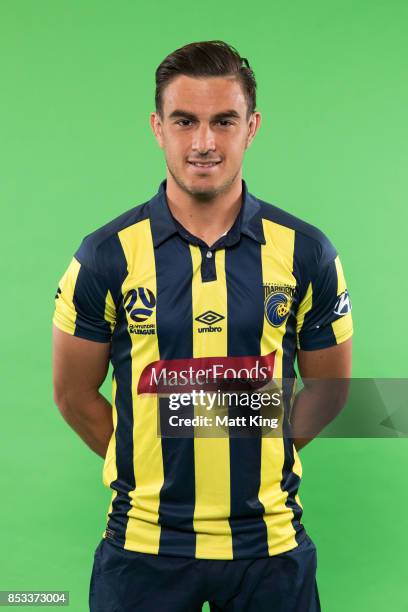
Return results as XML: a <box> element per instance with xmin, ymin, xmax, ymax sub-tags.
<box><xmin>165</xmin><ymin>171</ymin><xmax>243</xmax><ymax>247</ymax></box>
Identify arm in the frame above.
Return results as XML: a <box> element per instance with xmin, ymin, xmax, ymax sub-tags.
<box><xmin>291</xmin><ymin>337</ymin><xmax>352</xmax><ymax>451</ymax></box>
<box><xmin>293</xmin><ymin>241</ymin><xmax>354</xmax><ymax>451</ymax></box>
<box><xmin>52</xmin><ymin>324</ymin><xmax>114</xmax><ymax>459</ymax></box>
<box><xmin>52</xmin><ymin>243</ymin><xmax>117</xmax><ymax>458</ymax></box>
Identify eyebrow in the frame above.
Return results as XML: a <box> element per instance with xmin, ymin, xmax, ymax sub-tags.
<box><xmin>168</xmin><ymin>109</ymin><xmax>241</xmax><ymax>121</ymax></box>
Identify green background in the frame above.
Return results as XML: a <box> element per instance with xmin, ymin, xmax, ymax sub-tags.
<box><xmin>1</xmin><ymin>1</ymin><xmax>407</xmax><ymax>610</ymax></box>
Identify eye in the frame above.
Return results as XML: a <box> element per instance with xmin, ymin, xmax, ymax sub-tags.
<box><xmin>176</xmin><ymin>119</ymin><xmax>194</xmax><ymax>127</ymax></box>
<box><xmin>217</xmin><ymin>120</ymin><xmax>234</xmax><ymax>127</ymax></box>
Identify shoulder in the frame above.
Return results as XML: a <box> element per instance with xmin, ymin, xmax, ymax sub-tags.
<box><xmin>256</xmin><ymin>196</ymin><xmax>337</xmax><ymax>271</ymax></box>
<box><xmin>73</xmin><ymin>199</ymin><xmax>150</xmax><ymax>273</ymax></box>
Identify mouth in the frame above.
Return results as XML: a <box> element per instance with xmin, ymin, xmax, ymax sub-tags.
<box><xmin>187</xmin><ymin>161</ymin><xmax>222</xmax><ymax>168</ymax></box>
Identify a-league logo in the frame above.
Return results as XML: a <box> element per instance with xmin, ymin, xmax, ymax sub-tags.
<box><xmin>123</xmin><ymin>287</ymin><xmax>156</xmax><ymax>322</ymax></box>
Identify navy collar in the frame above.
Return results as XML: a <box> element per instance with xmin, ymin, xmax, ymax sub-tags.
<box><xmin>149</xmin><ymin>179</ymin><xmax>265</xmax><ymax>248</ymax></box>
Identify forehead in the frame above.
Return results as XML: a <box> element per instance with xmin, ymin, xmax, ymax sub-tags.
<box><xmin>162</xmin><ymin>75</ymin><xmax>247</xmax><ymax>117</ymax></box>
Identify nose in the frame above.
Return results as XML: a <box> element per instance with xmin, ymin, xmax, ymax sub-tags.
<box><xmin>191</xmin><ymin>123</ymin><xmax>216</xmax><ymax>154</ymax></box>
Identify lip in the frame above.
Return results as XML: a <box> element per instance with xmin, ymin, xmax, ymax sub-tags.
<box><xmin>187</xmin><ymin>161</ymin><xmax>222</xmax><ymax>171</ymax></box>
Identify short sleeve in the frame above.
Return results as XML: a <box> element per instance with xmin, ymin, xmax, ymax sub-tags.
<box><xmin>296</xmin><ymin>255</ymin><xmax>353</xmax><ymax>350</ymax></box>
<box><xmin>53</xmin><ymin>255</ymin><xmax>116</xmax><ymax>343</ymax></box>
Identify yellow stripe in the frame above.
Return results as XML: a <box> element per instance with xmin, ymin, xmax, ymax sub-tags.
<box><xmin>258</xmin><ymin>219</ymin><xmax>300</xmax><ymax>555</ymax></box>
<box><xmin>332</xmin><ymin>317</ymin><xmax>353</xmax><ymax>343</ymax></box>
<box><xmin>332</xmin><ymin>256</ymin><xmax>353</xmax><ymax>343</ymax></box>
<box><xmin>295</xmin><ymin>282</ymin><xmax>313</xmax><ymax>349</ymax></box>
<box><xmin>105</xmin><ymin>290</ymin><xmax>116</xmax><ymax>332</ymax></box>
<box><xmin>103</xmin><ymin>374</ymin><xmax>118</xmax><ymax>537</ymax></box>
<box><xmin>190</xmin><ymin>246</ymin><xmax>233</xmax><ymax>559</ymax></box>
<box><xmin>116</xmin><ymin>219</ymin><xmax>163</xmax><ymax>553</ymax></box>
<box><xmin>292</xmin><ymin>446</ymin><xmax>303</xmax><ymax>510</ymax></box>
<box><xmin>334</xmin><ymin>256</ymin><xmax>346</xmax><ymax>293</ymax></box>
<box><xmin>53</xmin><ymin>257</ymin><xmax>116</xmax><ymax>336</ymax></box>
<box><xmin>52</xmin><ymin>257</ymin><xmax>81</xmax><ymax>335</ymax></box>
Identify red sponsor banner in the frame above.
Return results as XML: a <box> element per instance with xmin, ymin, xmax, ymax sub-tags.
<box><xmin>137</xmin><ymin>351</ymin><xmax>276</xmax><ymax>394</ymax></box>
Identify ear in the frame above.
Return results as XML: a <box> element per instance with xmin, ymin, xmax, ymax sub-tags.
<box><xmin>245</xmin><ymin>111</ymin><xmax>262</xmax><ymax>149</ymax></box>
<box><xmin>150</xmin><ymin>112</ymin><xmax>164</xmax><ymax>149</ymax></box>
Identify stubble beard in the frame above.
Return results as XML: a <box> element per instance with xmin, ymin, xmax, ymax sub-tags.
<box><xmin>167</xmin><ymin>160</ymin><xmax>241</xmax><ymax>203</ymax></box>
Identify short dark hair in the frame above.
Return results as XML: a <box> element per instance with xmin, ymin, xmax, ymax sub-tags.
<box><xmin>155</xmin><ymin>40</ymin><xmax>257</xmax><ymax>120</ymax></box>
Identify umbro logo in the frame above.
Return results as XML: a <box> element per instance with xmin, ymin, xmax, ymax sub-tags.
<box><xmin>195</xmin><ymin>310</ymin><xmax>224</xmax><ymax>333</ymax></box>
<box><xmin>195</xmin><ymin>310</ymin><xmax>225</xmax><ymax>326</ymax></box>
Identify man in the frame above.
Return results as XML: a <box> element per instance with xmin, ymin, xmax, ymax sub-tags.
<box><xmin>52</xmin><ymin>40</ymin><xmax>353</xmax><ymax>612</ymax></box>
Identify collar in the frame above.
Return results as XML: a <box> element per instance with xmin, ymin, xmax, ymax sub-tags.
<box><xmin>149</xmin><ymin>179</ymin><xmax>265</xmax><ymax>248</ymax></box>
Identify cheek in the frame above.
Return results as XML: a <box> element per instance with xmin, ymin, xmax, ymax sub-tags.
<box><xmin>164</xmin><ymin>135</ymin><xmax>188</xmax><ymax>161</ymax></box>
<box><xmin>224</xmin><ymin>137</ymin><xmax>246</xmax><ymax>161</ymax></box>
<box><xmin>222</xmin><ymin>129</ymin><xmax>247</xmax><ymax>150</ymax></box>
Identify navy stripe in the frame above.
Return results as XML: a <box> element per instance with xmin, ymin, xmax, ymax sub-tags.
<box><xmin>299</xmin><ymin>258</ymin><xmax>338</xmax><ymax>349</ymax></box>
<box><xmin>225</xmin><ymin>236</ymin><xmax>269</xmax><ymax>558</ymax></box>
<box><xmin>105</xmin><ymin>235</ymin><xmax>134</xmax><ymax>547</ymax></box>
<box><xmin>280</xmin><ymin>412</ymin><xmax>304</xmax><ymax>543</ymax></box>
<box><xmin>199</xmin><ymin>245</ymin><xmax>217</xmax><ymax>282</ymax></box>
<box><xmin>154</xmin><ymin>235</ymin><xmax>196</xmax><ymax>557</ymax></box>
<box><xmin>73</xmin><ymin>265</ymin><xmax>112</xmax><ymax>342</ymax></box>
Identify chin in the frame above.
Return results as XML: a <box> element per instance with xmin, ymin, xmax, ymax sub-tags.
<box><xmin>168</xmin><ymin>164</ymin><xmax>239</xmax><ymax>201</ymax></box>
<box><xmin>170</xmin><ymin>170</ymin><xmax>219</xmax><ymax>200</ymax></box>
<box><xmin>187</xmin><ymin>188</ymin><xmax>218</xmax><ymax>202</ymax></box>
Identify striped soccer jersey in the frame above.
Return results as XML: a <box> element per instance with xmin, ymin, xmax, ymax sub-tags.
<box><xmin>53</xmin><ymin>179</ymin><xmax>353</xmax><ymax>560</ymax></box>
